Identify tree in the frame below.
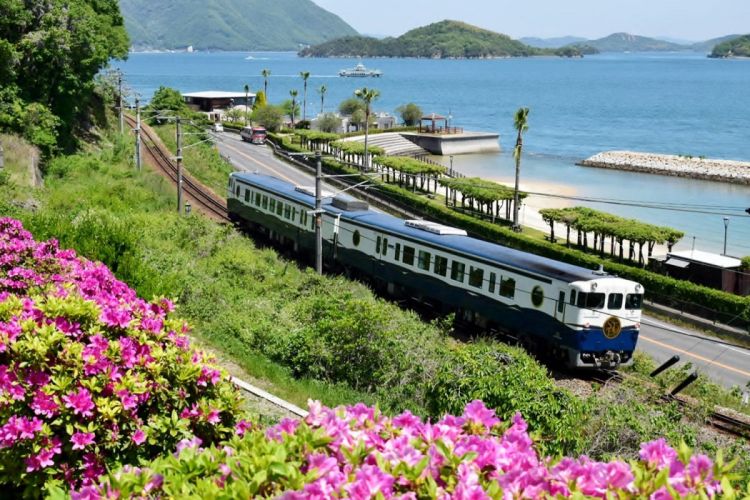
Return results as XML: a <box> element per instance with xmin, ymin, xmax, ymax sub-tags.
<box><xmin>251</xmin><ymin>105</ymin><xmax>283</xmax><ymax>132</ymax></box>
<box><xmin>225</xmin><ymin>107</ymin><xmax>243</xmax><ymax>123</ymax></box>
<box><xmin>147</xmin><ymin>86</ymin><xmax>190</xmax><ymax>122</ymax></box>
<box><xmin>253</xmin><ymin>90</ymin><xmax>267</xmax><ymax>110</ymax></box>
<box><xmin>261</xmin><ymin>69</ymin><xmax>271</xmax><ymax>100</ymax></box>
<box><xmin>396</xmin><ymin>103</ymin><xmax>422</xmax><ymax>126</ymax></box>
<box><xmin>0</xmin><ymin>0</ymin><xmax>130</xmax><ymax>152</ymax></box>
<box><xmin>300</xmin><ymin>71</ymin><xmax>310</xmax><ymax>122</ymax></box>
<box><xmin>243</xmin><ymin>84</ymin><xmax>250</xmax><ymax>125</ymax></box>
<box><xmin>288</xmin><ymin>90</ymin><xmax>299</xmax><ymax>127</ymax></box>
<box><xmin>512</xmin><ymin>107</ymin><xmax>530</xmax><ymax>232</ymax></box>
<box><xmin>338</xmin><ymin>98</ymin><xmax>365</xmax><ymax>116</ymax></box>
<box><xmin>318</xmin><ymin>85</ymin><xmax>327</xmax><ymax>114</ymax></box>
<box><xmin>354</xmin><ymin>87</ymin><xmax>380</xmax><ymax>170</ymax></box>
<box><xmin>317</xmin><ymin>113</ymin><xmax>342</xmax><ymax>133</ymax></box>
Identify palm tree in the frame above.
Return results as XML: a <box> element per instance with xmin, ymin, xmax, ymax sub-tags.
<box><xmin>261</xmin><ymin>69</ymin><xmax>271</xmax><ymax>100</ymax></box>
<box><xmin>318</xmin><ymin>84</ymin><xmax>327</xmax><ymax>114</ymax></box>
<box><xmin>300</xmin><ymin>71</ymin><xmax>310</xmax><ymax>122</ymax></box>
<box><xmin>512</xmin><ymin>107</ymin><xmax>530</xmax><ymax>232</ymax></box>
<box><xmin>289</xmin><ymin>89</ymin><xmax>298</xmax><ymax>128</ymax></box>
<box><xmin>243</xmin><ymin>84</ymin><xmax>250</xmax><ymax>126</ymax></box>
<box><xmin>354</xmin><ymin>87</ymin><xmax>380</xmax><ymax>170</ymax></box>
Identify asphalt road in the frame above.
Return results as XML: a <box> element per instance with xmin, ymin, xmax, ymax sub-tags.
<box><xmin>215</xmin><ymin>131</ymin><xmax>750</xmax><ymax>394</ymax></box>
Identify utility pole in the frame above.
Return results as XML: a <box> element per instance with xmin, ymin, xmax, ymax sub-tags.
<box><xmin>118</xmin><ymin>72</ymin><xmax>124</xmax><ymax>135</ymax></box>
<box><xmin>134</xmin><ymin>97</ymin><xmax>142</xmax><ymax>171</ymax></box>
<box><xmin>314</xmin><ymin>151</ymin><xmax>323</xmax><ymax>274</ymax></box>
<box><xmin>0</xmin><ymin>143</ymin><xmax>4</xmax><ymax>170</ymax></box>
<box><xmin>176</xmin><ymin>117</ymin><xmax>183</xmax><ymax>215</ymax></box>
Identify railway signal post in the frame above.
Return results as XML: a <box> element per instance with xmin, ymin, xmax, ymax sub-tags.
<box><xmin>314</xmin><ymin>151</ymin><xmax>323</xmax><ymax>274</ymax></box>
<box><xmin>134</xmin><ymin>98</ymin><xmax>142</xmax><ymax>171</ymax></box>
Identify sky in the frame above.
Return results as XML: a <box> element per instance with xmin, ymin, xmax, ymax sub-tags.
<box><xmin>312</xmin><ymin>0</ymin><xmax>750</xmax><ymax>41</ymax></box>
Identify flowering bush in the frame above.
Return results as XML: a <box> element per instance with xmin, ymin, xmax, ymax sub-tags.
<box><xmin>0</xmin><ymin>218</ymin><xmax>243</xmax><ymax>496</ymax></box>
<box><xmin>86</xmin><ymin>399</ymin><xmax>740</xmax><ymax>499</ymax></box>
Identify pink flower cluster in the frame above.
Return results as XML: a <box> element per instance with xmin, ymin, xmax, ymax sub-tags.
<box><xmin>0</xmin><ymin>218</ymin><xmax>241</xmax><ymax>492</ymax></box>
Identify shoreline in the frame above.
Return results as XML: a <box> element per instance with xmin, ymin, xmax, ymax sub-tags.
<box><xmin>578</xmin><ymin>151</ymin><xmax>750</xmax><ymax>185</ymax></box>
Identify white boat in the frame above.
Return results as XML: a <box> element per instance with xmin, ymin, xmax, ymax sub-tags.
<box><xmin>339</xmin><ymin>62</ymin><xmax>382</xmax><ymax>78</ymax></box>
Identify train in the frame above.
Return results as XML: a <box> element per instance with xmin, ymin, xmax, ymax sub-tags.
<box><xmin>227</xmin><ymin>171</ymin><xmax>643</xmax><ymax>369</ymax></box>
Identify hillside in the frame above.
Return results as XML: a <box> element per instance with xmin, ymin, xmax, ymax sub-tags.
<box><xmin>119</xmin><ymin>0</ymin><xmax>358</xmax><ymax>51</ymax></box>
<box><xmin>571</xmin><ymin>32</ymin><xmax>687</xmax><ymax>52</ymax></box>
<box><xmin>520</xmin><ymin>36</ymin><xmax>587</xmax><ymax>48</ymax></box>
<box><xmin>709</xmin><ymin>34</ymin><xmax>750</xmax><ymax>58</ymax></box>
<box><xmin>299</xmin><ymin>20</ymin><xmax>539</xmax><ymax>58</ymax></box>
<box><xmin>692</xmin><ymin>34</ymin><xmax>742</xmax><ymax>53</ymax></box>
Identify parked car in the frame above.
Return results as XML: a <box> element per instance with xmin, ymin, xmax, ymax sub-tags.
<box><xmin>213</xmin><ymin>122</ymin><xmax>224</xmax><ymax>133</ymax></box>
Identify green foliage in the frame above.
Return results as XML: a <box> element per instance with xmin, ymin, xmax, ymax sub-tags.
<box><xmin>396</xmin><ymin>103</ymin><xmax>423</xmax><ymax>126</ymax></box>
<box><xmin>119</xmin><ymin>0</ymin><xmax>357</xmax><ymax>51</ymax></box>
<box><xmin>710</xmin><ymin>34</ymin><xmax>750</xmax><ymax>58</ymax></box>
<box><xmin>146</xmin><ymin>86</ymin><xmax>190</xmax><ymax>119</ymax></box>
<box><xmin>0</xmin><ymin>0</ymin><xmax>129</xmax><ymax>152</ymax></box>
<box><xmin>316</xmin><ymin>113</ymin><xmax>342</xmax><ymax>133</ymax></box>
<box><xmin>251</xmin><ymin>105</ymin><xmax>284</xmax><ymax>132</ymax></box>
<box><xmin>426</xmin><ymin>340</ymin><xmax>587</xmax><ymax>456</ymax></box>
<box><xmin>253</xmin><ymin>90</ymin><xmax>267</xmax><ymax>110</ymax></box>
<box><xmin>440</xmin><ymin>177</ymin><xmax>526</xmax><ymax>202</ymax></box>
<box><xmin>300</xmin><ymin>20</ymin><xmax>540</xmax><ymax>58</ymax></box>
<box><xmin>330</xmin><ymin>141</ymin><xmax>385</xmax><ymax>157</ymax></box>
<box><xmin>741</xmin><ymin>256</ymin><xmax>750</xmax><ymax>271</ymax></box>
<box><xmin>338</xmin><ymin>98</ymin><xmax>365</xmax><ymax>116</ymax></box>
<box><xmin>374</xmin><ymin>156</ymin><xmax>446</xmax><ymax>175</ymax></box>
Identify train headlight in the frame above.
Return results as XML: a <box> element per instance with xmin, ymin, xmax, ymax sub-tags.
<box><xmin>591</xmin><ymin>283</ymin><xmax>597</xmax><ymax>291</ymax></box>
<box><xmin>635</xmin><ymin>284</ymin><xmax>642</xmax><ymax>292</ymax></box>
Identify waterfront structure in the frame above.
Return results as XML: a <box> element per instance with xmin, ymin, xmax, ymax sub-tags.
<box><xmin>183</xmin><ymin>90</ymin><xmax>256</xmax><ymax>121</ymax></box>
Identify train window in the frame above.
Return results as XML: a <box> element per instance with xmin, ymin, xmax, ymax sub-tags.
<box><xmin>244</xmin><ymin>189</ymin><xmax>251</xmax><ymax>202</ymax></box>
<box><xmin>625</xmin><ymin>293</ymin><xmax>643</xmax><ymax>310</ymax></box>
<box><xmin>395</xmin><ymin>243</ymin><xmax>401</xmax><ymax>261</ymax></box>
<box><xmin>580</xmin><ymin>293</ymin><xmax>605</xmax><ymax>310</ymax></box>
<box><xmin>608</xmin><ymin>293</ymin><xmax>623</xmax><ymax>310</ymax></box>
<box><xmin>531</xmin><ymin>286</ymin><xmax>544</xmax><ymax>307</ymax></box>
<box><xmin>284</xmin><ymin>205</ymin><xmax>291</xmax><ymax>219</ymax></box>
<box><xmin>382</xmin><ymin>238</ymin><xmax>388</xmax><ymax>256</ymax></box>
<box><xmin>499</xmin><ymin>277</ymin><xmax>515</xmax><ymax>299</ymax></box>
<box><xmin>489</xmin><ymin>273</ymin><xmax>496</xmax><ymax>293</ymax></box>
<box><xmin>558</xmin><ymin>291</ymin><xmax>565</xmax><ymax>313</ymax></box>
<box><xmin>469</xmin><ymin>267</ymin><xmax>483</xmax><ymax>288</ymax></box>
<box><xmin>262</xmin><ymin>195</ymin><xmax>268</xmax><ymax>209</ymax></box>
<box><xmin>570</xmin><ymin>290</ymin><xmax>577</xmax><ymax>305</ymax></box>
<box><xmin>276</xmin><ymin>201</ymin><xmax>283</xmax><ymax>216</ymax></box>
<box><xmin>376</xmin><ymin>236</ymin><xmax>382</xmax><ymax>254</ymax></box>
<box><xmin>255</xmin><ymin>193</ymin><xmax>261</xmax><ymax>206</ymax></box>
<box><xmin>434</xmin><ymin>256</ymin><xmax>448</xmax><ymax>276</ymax></box>
<box><xmin>402</xmin><ymin>246</ymin><xmax>415</xmax><ymax>266</ymax></box>
<box><xmin>269</xmin><ymin>198</ymin><xmax>276</xmax><ymax>212</ymax></box>
<box><xmin>450</xmin><ymin>261</ymin><xmax>465</xmax><ymax>282</ymax></box>
<box><xmin>352</xmin><ymin>230</ymin><xmax>361</xmax><ymax>247</ymax></box>
<box><xmin>235</xmin><ymin>185</ymin><xmax>240</xmax><ymax>197</ymax></box>
<box><xmin>417</xmin><ymin>250</ymin><xmax>431</xmax><ymax>271</ymax></box>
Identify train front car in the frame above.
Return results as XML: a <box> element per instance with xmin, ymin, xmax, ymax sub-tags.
<box><xmin>562</xmin><ymin>277</ymin><xmax>643</xmax><ymax>369</ymax></box>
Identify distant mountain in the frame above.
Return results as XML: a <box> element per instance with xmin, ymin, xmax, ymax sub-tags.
<box><xmin>709</xmin><ymin>34</ymin><xmax>750</xmax><ymax>58</ymax></box>
<box><xmin>693</xmin><ymin>34</ymin><xmax>743</xmax><ymax>53</ymax></box>
<box><xmin>120</xmin><ymin>0</ymin><xmax>358</xmax><ymax>51</ymax></box>
<box><xmin>520</xmin><ymin>36</ymin><xmax>587</xmax><ymax>49</ymax></box>
<box><xmin>576</xmin><ymin>33</ymin><xmax>688</xmax><ymax>52</ymax></box>
<box><xmin>299</xmin><ymin>20</ymin><xmax>585</xmax><ymax>59</ymax></box>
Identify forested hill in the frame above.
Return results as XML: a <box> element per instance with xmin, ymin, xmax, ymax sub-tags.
<box><xmin>709</xmin><ymin>34</ymin><xmax>750</xmax><ymax>58</ymax></box>
<box><xmin>574</xmin><ymin>33</ymin><xmax>687</xmax><ymax>52</ymax></box>
<box><xmin>120</xmin><ymin>0</ymin><xmax>358</xmax><ymax>51</ymax></box>
<box><xmin>299</xmin><ymin>20</ymin><xmax>540</xmax><ymax>58</ymax></box>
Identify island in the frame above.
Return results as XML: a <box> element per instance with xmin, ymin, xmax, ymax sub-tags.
<box><xmin>299</xmin><ymin>20</ymin><xmax>597</xmax><ymax>59</ymax></box>
<box><xmin>709</xmin><ymin>34</ymin><xmax>750</xmax><ymax>58</ymax></box>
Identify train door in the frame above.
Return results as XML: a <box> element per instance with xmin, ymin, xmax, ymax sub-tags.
<box><xmin>554</xmin><ymin>289</ymin><xmax>566</xmax><ymax>321</ymax></box>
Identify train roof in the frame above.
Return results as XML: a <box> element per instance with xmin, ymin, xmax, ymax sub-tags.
<box><xmin>232</xmin><ymin>172</ymin><xmax>612</xmax><ymax>284</ymax></box>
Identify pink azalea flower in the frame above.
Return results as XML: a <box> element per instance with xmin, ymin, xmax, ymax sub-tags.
<box><xmin>462</xmin><ymin>400</ymin><xmax>500</xmax><ymax>430</ymax></box>
<box><xmin>206</xmin><ymin>409</ymin><xmax>221</xmax><ymax>425</ymax></box>
<box><xmin>639</xmin><ymin>439</ymin><xmax>678</xmax><ymax>469</ymax></box>
<box><xmin>235</xmin><ymin>420</ymin><xmax>253</xmax><ymax>437</ymax></box>
<box><xmin>132</xmin><ymin>429</ymin><xmax>147</xmax><ymax>445</ymax></box>
<box><xmin>63</xmin><ymin>387</ymin><xmax>96</xmax><ymax>418</ymax></box>
<box><xmin>71</xmin><ymin>432</ymin><xmax>96</xmax><ymax>450</ymax></box>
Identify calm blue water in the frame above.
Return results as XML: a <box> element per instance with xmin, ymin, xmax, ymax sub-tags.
<box><xmin>113</xmin><ymin>52</ymin><xmax>750</xmax><ymax>255</ymax></box>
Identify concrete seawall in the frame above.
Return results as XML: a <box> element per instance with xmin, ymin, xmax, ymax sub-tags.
<box><xmin>578</xmin><ymin>151</ymin><xmax>750</xmax><ymax>185</ymax></box>
<box><xmin>401</xmin><ymin>132</ymin><xmax>500</xmax><ymax>155</ymax></box>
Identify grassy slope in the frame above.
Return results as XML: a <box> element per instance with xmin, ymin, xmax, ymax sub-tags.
<box><xmin>120</xmin><ymin>0</ymin><xmax>357</xmax><ymax>51</ymax></box>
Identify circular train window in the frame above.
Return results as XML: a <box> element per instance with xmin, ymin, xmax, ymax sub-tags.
<box><xmin>352</xmin><ymin>230</ymin><xmax>361</xmax><ymax>247</ymax></box>
<box><xmin>531</xmin><ymin>286</ymin><xmax>544</xmax><ymax>307</ymax></box>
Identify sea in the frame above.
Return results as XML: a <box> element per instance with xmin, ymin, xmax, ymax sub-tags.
<box><xmin>113</xmin><ymin>51</ymin><xmax>750</xmax><ymax>256</ymax></box>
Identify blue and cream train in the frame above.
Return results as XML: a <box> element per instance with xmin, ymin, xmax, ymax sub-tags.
<box><xmin>227</xmin><ymin>172</ymin><xmax>643</xmax><ymax>369</ymax></box>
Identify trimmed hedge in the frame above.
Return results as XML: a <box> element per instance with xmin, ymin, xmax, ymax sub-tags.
<box><xmin>268</xmin><ymin>133</ymin><xmax>750</xmax><ymax>327</ymax></box>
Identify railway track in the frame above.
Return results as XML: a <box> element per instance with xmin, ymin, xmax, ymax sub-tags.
<box><xmin>124</xmin><ymin>115</ymin><xmax>230</xmax><ymax>222</ymax></box>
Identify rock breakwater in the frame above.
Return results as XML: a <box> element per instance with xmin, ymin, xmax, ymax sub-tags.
<box><xmin>578</xmin><ymin>151</ymin><xmax>750</xmax><ymax>184</ymax></box>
